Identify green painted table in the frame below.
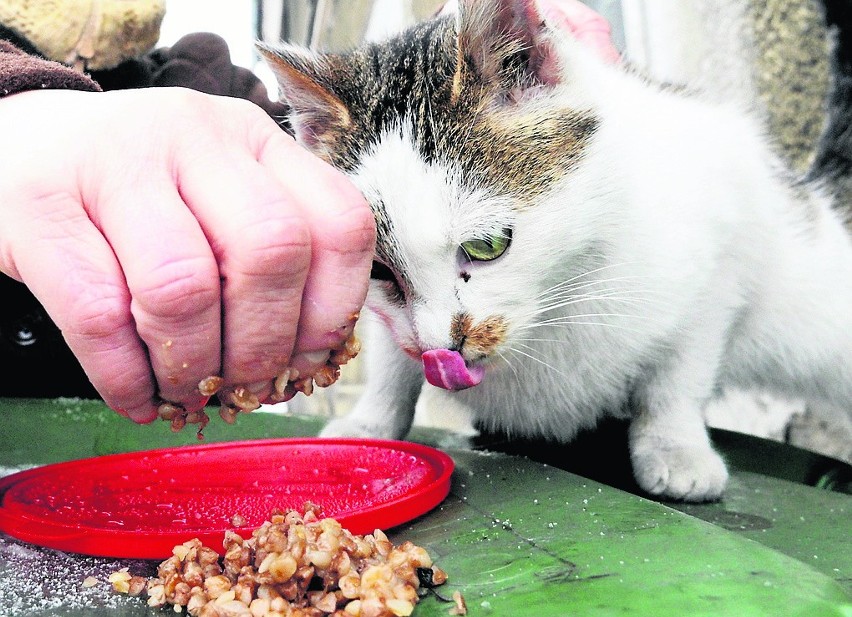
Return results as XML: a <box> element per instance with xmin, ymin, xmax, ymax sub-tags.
<box><xmin>0</xmin><ymin>398</ymin><xmax>849</xmax><ymax>616</ymax></box>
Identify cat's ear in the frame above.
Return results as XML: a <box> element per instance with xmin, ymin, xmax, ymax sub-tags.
<box><xmin>455</xmin><ymin>0</ymin><xmax>561</xmax><ymax>98</ymax></box>
<box><xmin>257</xmin><ymin>43</ymin><xmax>351</xmax><ymax>158</ymax></box>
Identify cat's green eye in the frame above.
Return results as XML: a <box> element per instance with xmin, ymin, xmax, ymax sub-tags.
<box><xmin>461</xmin><ymin>228</ymin><xmax>513</xmax><ymax>262</ymax></box>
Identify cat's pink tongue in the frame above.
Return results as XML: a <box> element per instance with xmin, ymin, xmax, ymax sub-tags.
<box><xmin>422</xmin><ymin>349</ymin><xmax>485</xmax><ymax>391</ymax></box>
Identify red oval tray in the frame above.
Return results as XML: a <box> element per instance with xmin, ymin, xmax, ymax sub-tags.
<box><xmin>0</xmin><ymin>438</ymin><xmax>454</xmax><ymax>559</ymax></box>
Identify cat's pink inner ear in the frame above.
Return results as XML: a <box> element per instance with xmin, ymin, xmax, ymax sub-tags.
<box><xmin>422</xmin><ymin>349</ymin><xmax>485</xmax><ymax>391</ymax></box>
<box><xmin>457</xmin><ymin>0</ymin><xmax>560</xmax><ymax>88</ymax></box>
<box><xmin>257</xmin><ymin>45</ymin><xmax>350</xmax><ymax>155</ymax></box>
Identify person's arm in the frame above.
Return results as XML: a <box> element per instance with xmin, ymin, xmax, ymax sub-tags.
<box><xmin>0</xmin><ymin>40</ymin><xmax>101</xmax><ymax>96</ymax></box>
<box><xmin>0</xmin><ymin>49</ymin><xmax>375</xmax><ymax>424</ymax></box>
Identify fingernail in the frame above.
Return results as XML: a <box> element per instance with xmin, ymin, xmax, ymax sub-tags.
<box><xmin>297</xmin><ymin>315</ymin><xmax>359</xmax><ymax>351</ymax></box>
<box><xmin>289</xmin><ymin>350</ymin><xmax>331</xmax><ymax>375</ymax></box>
<box><xmin>299</xmin><ymin>350</ymin><xmax>330</xmax><ymax>364</ymax></box>
<box><xmin>247</xmin><ymin>380</ymin><xmax>269</xmax><ymax>393</ymax></box>
<box><xmin>126</xmin><ymin>407</ymin><xmax>159</xmax><ymax>425</ymax></box>
<box><xmin>246</xmin><ymin>380</ymin><xmax>273</xmax><ymax>401</ymax></box>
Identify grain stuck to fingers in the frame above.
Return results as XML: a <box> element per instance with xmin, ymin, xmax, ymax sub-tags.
<box><xmin>198</xmin><ymin>376</ymin><xmax>225</xmax><ymax>397</ymax></box>
<box><xmin>267</xmin><ymin>332</ymin><xmax>361</xmax><ymax>405</ymax></box>
<box><xmin>112</xmin><ymin>503</ymin><xmax>451</xmax><ymax>617</ymax></box>
<box><xmin>329</xmin><ymin>334</ymin><xmax>361</xmax><ymax>366</ymax></box>
<box><xmin>158</xmin><ymin>333</ymin><xmax>361</xmax><ymax>436</ymax></box>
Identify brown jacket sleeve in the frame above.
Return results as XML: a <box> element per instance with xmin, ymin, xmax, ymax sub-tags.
<box><xmin>0</xmin><ymin>40</ymin><xmax>100</xmax><ymax>97</ymax></box>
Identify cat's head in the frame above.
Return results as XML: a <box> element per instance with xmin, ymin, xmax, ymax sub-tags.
<box><xmin>261</xmin><ymin>0</ymin><xmax>604</xmax><ymax>389</ymax></box>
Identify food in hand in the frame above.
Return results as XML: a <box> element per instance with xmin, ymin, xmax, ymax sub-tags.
<box><xmin>157</xmin><ymin>333</ymin><xmax>361</xmax><ymax>437</ymax></box>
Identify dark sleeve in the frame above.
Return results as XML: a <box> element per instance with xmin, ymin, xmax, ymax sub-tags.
<box><xmin>141</xmin><ymin>32</ymin><xmax>289</xmax><ymax>121</ymax></box>
<box><xmin>87</xmin><ymin>32</ymin><xmax>290</xmax><ymax>122</ymax></box>
<box><xmin>0</xmin><ymin>40</ymin><xmax>101</xmax><ymax>97</ymax></box>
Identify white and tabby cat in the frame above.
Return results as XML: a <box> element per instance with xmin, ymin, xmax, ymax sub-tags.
<box><xmin>260</xmin><ymin>0</ymin><xmax>852</xmax><ymax>501</ymax></box>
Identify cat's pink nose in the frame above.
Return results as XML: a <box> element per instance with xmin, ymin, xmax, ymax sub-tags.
<box><xmin>422</xmin><ymin>349</ymin><xmax>485</xmax><ymax>391</ymax></box>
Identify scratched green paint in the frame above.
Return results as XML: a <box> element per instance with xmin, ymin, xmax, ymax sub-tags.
<box><xmin>406</xmin><ymin>451</ymin><xmax>850</xmax><ymax>616</ymax></box>
<box><xmin>0</xmin><ymin>398</ymin><xmax>849</xmax><ymax>616</ymax></box>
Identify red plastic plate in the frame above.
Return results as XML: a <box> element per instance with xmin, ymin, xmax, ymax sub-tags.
<box><xmin>0</xmin><ymin>438</ymin><xmax>454</xmax><ymax>559</ymax></box>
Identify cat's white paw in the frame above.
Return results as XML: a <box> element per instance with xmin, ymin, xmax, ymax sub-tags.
<box><xmin>318</xmin><ymin>415</ymin><xmax>407</xmax><ymax>440</ymax></box>
<box><xmin>630</xmin><ymin>438</ymin><xmax>729</xmax><ymax>502</ymax></box>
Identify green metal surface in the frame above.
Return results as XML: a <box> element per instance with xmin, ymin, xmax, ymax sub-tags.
<box><xmin>0</xmin><ymin>398</ymin><xmax>850</xmax><ymax>616</ymax></box>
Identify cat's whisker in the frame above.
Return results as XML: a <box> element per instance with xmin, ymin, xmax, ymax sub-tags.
<box><xmin>530</xmin><ymin>296</ymin><xmax>657</xmax><ymax>319</ymax></box>
<box><xmin>495</xmin><ymin>349</ymin><xmax>523</xmax><ymax>387</ymax></box>
<box><xmin>526</xmin><ymin>287</ymin><xmax>660</xmax><ymax>314</ymax></box>
<box><xmin>531</xmin><ymin>287</ymin><xmax>673</xmax><ymax>314</ymax></box>
<box><xmin>532</xmin><ymin>262</ymin><xmax>648</xmax><ymax>295</ymax></box>
<box><xmin>533</xmin><ymin>275</ymin><xmax>673</xmax><ymax>302</ymax></box>
<box><xmin>534</xmin><ymin>285</ymin><xmax>661</xmax><ymax>307</ymax></box>
<box><xmin>514</xmin><ymin>336</ymin><xmax>624</xmax><ymax>344</ymax></box>
<box><xmin>542</xmin><ymin>321</ymin><xmax>646</xmax><ymax>333</ymax></box>
<box><xmin>534</xmin><ymin>277</ymin><xmax>620</xmax><ymax>300</ymax></box>
<box><xmin>529</xmin><ymin>275</ymin><xmax>681</xmax><ymax>325</ymax></box>
<box><xmin>535</xmin><ymin>311</ymin><xmax>644</xmax><ymax>323</ymax></box>
<box><xmin>535</xmin><ymin>286</ymin><xmax>659</xmax><ymax>304</ymax></box>
<box><xmin>505</xmin><ymin>344</ymin><xmax>570</xmax><ymax>379</ymax></box>
<box><xmin>270</xmin><ymin>113</ymin><xmax>291</xmax><ymax>130</ymax></box>
<box><xmin>519</xmin><ymin>318</ymin><xmax>651</xmax><ymax>336</ymax></box>
<box><xmin>535</xmin><ymin>272</ymin><xmax>638</xmax><ymax>296</ymax></box>
<box><xmin>514</xmin><ymin>304</ymin><xmax>660</xmax><ymax>332</ymax></box>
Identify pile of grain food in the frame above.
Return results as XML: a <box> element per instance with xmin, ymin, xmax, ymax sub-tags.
<box><xmin>111</xmin><ymin>503</ymin><xmax>463</xmax><ymax>617</ymax></box>
<box><xmin>158</xmin><ymin>333</ymin><xmax>361</xmax><ymax>437</ymax></box>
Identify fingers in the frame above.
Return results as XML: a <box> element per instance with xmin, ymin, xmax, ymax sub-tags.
<box><xmin>5</xmin><ymin>192</ymin><xmax>161</xmax><ymax>423</ymax></box>
<box><xmin>172</xmin><ymin>123</ymin><xmax>314</xmax><ymax>386</ymax></box>
<box><xmin>90</xmin><ymin>165</ymin><xmax>223</xmax><ymax>410</ymax></box>
<box><xmin>1</xmin><ymin>87</ymin><xmax>374</xmax><ymax>421</ymax></box>
<box><xmin>256</xmin><ymin>125</ymin><xmax>375</xmax><ymax>369</ymax></box>
<box><xmin>123</xmin><ymin>94</ymin><xmax>372</xmax><ymax>400</ymax></box>
<box><xmin>82</xmin><ymin>92</ymin><xmax>309</xmax><ymax>408</ymax></box>
<box><xmin>540</xmin><ymin>0</ymin><xmax>621</xmax><ymax>63</ymax></box>
<box><xmin>439</xmin><ymin>1</ymin><xmax>621</xmax><ymax>63</ymax></box>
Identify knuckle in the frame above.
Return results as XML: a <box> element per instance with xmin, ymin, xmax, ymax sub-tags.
<box><xmin>207</xmin><ymin>93</ymin><xmax>277</xmax><ymax>150</ymax></box>
<box><xmin>63</xmin><ymin>284</ymin><xmax>133</xmax><ymax>339</ymax></box>
<box><xmin>162</xmin><ymin>86</ymin><xmax>212</xmax><ymax>113</ymax></box>
<box><xmin>242</xmin><ymin>99</ymin><xmax>286</xmax><ymax>140</ymax></box>
<box><xmin>132</xmin><ymin>256</ymin><xmax>220</xmax><ymax>320</ymax></box>
<box><xmin>229</xmin><ymin>214</ymin><xmax>313</xmax><ymax>280</ymax></box>
<box><xmin>102</xmin><ymin>364</ymin><xmax>155</xmax><ymax>404</ymax></box>
<box><xmin>321</xmin><ymin>201</ymin><xmax>377</xmax><ymax>256</ymax></box>
<box><xmin>138</xmin><ymin>88</ymin><xmax>202</xmax><ymax>129</ymax></box>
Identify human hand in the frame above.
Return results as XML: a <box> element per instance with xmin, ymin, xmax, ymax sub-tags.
<box><xmin>538</xmin><ymin>0</ymin><xmax>621</xmax><ymax>63</ymax></box>
<box><xmin>439</xmin><ymin>0</ymin><xmax>620</xmax><ymax>63</ymax></box>
<box><xmin>0</xmin><ymin>87</ymin><xmax>375</xmax><ymax>424</ymax></box>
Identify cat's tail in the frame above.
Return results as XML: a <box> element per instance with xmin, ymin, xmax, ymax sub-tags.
<box><xmin>805</xmin><ymin>0</ymin><xmax>852</xmax><ymax>222</ymax></box>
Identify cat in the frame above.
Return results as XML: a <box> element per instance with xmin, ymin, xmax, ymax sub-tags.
<box><xmin>259</xmin><ymin>0</ymin><xmax>852</xmax><ymax>502</ymax></box>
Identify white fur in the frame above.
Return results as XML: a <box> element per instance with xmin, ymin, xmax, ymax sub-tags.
<box><xmin>321</xmin><ymin>28</ymin><xmax>852</xmax><ymax>501</ymax></box>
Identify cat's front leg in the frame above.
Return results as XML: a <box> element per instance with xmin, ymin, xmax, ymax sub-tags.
<box><xmin>628</xmin><ymin>339</ymin><xmax>729</xmax><ymax>502</ymax></box>
<box><xmin>319</xmin><ymin>318</ymin><xmax>422</xmax><ymax>440</ymax></box>
<box><xmin>628</xmin><ymin>404</ymin><xmax>728</xmax><ymax>502</ymax></box>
